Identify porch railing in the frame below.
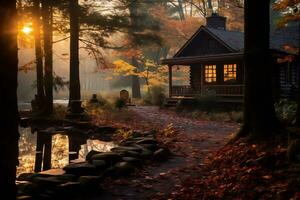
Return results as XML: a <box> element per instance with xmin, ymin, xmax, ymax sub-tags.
<box><xmin>172</xmin><ymin>85</ymin><xmax>199</xmax><ymax>96</ymax></box>
<box><xmin>202</xmin><ymin>85</ymin><xmax>244</xmax><ymax>96</ymax></box>
<box><xmin>171</xmin><ymin>85</ymin><xmax>244</xmax><ymax>97</ymax></box>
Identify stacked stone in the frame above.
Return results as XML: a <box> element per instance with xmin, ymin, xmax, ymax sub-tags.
<box><xmin>17</xmin><ymin>131</ymin><xmax>170</xmax><ymax>199</ymax></box>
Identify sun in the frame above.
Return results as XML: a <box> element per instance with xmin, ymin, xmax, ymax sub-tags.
<box><xmin>21</xmin><ymin>25</ymin><xmax>33</xmax><ymax>35</ymax></box>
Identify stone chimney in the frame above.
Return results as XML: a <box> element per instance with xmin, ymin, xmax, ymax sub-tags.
<box><xmin>206</xmin><ymin>13</ymin><xmax>227</xmax><ymax>30</ymax></box>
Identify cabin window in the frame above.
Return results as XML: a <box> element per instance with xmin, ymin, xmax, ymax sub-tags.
<box><xmin>205</xmin><ymin>65</ymin><xmax>217</xmax><ymax>83</ymax></box>
<box><xmin>223</xmin><ymin>64</ymin><xmax>237</xmax><ymax>82</ymax></box>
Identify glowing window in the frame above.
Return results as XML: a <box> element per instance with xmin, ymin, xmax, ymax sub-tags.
<box><xmin>223</xmin><ymin>64</ymin><xmax>237</xmax><ymax>82</ymax></box>
<box><xmin>205</xmin><ymin>65</ymin><xmax>217</xmax><ymax>83</ymax></box>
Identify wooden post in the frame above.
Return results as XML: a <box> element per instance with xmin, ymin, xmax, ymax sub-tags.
<box><xmin>42</xmin><ymin>134</ymin><xmax>52</xmax><ymax>171</ymax></box>
<box><xmin>69</xmin><ymin>136</ymin><xmax>79</xmax><ymax>162</ymax></box>
<box><xmin>169</xmin><ymin>65</ymin><xmax>172</xmax><ymax>97</ymax></box>
<box><xmin>34</xmin><ymin>131</ymin><xmax>43</xmax><ymax>172</ymax></box>
<box><xmin>201</xmin><ymin>64</ymin><xmax>204</xmax><ymax>95</ymax></box>
<box><xmin>68</xmin><ymin>134</ymin><xmax>87</xmax><ymax>162</ymax></box>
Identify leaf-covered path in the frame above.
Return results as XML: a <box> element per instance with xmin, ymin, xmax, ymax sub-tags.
<box><xmin>98</xmin><ymin>106</ymin><xmax>240</xmax><ymax>200</ymax></box>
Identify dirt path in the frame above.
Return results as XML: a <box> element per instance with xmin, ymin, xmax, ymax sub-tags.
<box><xmin>97</xmin><ymin>106</ymin><xmax>240</xmax><ymax>200</ymax></box>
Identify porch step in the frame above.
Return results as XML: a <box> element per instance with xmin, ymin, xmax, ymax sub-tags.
<box><xmin>164</xmin><ymin>98</ymin><xmax>180</xmax><ymax>107</ymax></box>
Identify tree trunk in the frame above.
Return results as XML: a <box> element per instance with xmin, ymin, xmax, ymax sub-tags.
<box><xmin>0</xmin><ymin>1</ymin><xmax>19</xmax><ymax>198</ymax></box>
<box><xmin>240</xmin><ymin>0</ymin><xmax>278</xmax><ymax>138</ymax></box>
<box><xmin>33</xmin><ymin>0</ymin><xmax>45</xmax><ymax>111</ymax></box>
<box><xmin>207</xmin><ymin>0</ymin><xmax>213</xmax><ymax>9</ymax></box>
<box><xmin>69</xmin><ymin>0</ymin><xmax>81</xmax><ymax>105</ymax></box>
<box><xmin>129</xmin><ymin>0</ymin><xmax>141</xmax><ymax>99</ymax></box>
<box><xmin>42</xmin><ymin>0</ymin><xmax>53</xmax><ymax>116</ymax></box>
<box><xmin>177</xmin><ymin>0</ymin><xmax>185</xmax><ymax>20</ymax></box>
<box><xmin>295</xmin><ymin>22</ymin><xmax>300</xmax><ymax>125</ymax></box>
<box><xmin>131</xmin><ymin>57</ymin><xmax>141</xmax><ymax>99</ymax></box>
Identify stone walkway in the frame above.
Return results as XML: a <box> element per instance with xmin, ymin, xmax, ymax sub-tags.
<box><xmin>95</xmin><ymin>106</ymin><xmax>240</xmax><ymax>200</ymax></box>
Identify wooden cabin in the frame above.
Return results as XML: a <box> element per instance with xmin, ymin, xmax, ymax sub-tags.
<box><xmin>162</xmin><ymin>13</ymin><xmax>299</xmax><ymax>103</ymax></box>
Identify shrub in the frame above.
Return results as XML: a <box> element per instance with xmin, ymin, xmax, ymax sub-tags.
<box><xmin>143</xmin><ymin>85</ymin><xmax>166</xmax><ymax>107</ymax></box>
<box><xmin>275</xmin><ymin>99</ymin><xmax>297</xmax><ymax>125</ymax></box>
<box><xmin>88</xmin><ymin>94</ymin><xmax>109</xmax><ymax>107</ymax></box>
<box><xmin>114</xmin><ymin>98</ymin><xmax>126</xmax><ymax>110</ymax></box>
<box><xmin>196</xmin><ymin>95</ymin><xmax>217</xmax><ymax>111</ymax></box>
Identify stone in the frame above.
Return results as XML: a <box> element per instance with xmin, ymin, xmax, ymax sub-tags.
<box><xmin>153</xmin><ymin>148</ymin><xmax>170</xmax><ymax>162</ymax></box>
<box><xmin>91</xmin><ymin>152</ymin><xmax>122</xmax><ymax>165</ymax></box>
<box><xmin>32</xmin><ymin>176</ymin><xmax>65</xmax><ymax>188</ymax></box>
<box><xmin>102</xmin><ymin>166</ymin><xmax>117</xmax><ymax>177</ymax></box>
<box><xmin>122</xmin><ymin>157</ymin><xmax>142</xmax><ymax>167</ymax></box>
<box><xmin>18</xmin><ymin>173</ymin><xmax>52</xmax><ymax>182</ymax></box>
<box><xmin>18</xmin><ymin>182</ymin><xmax>40</xmax><ymax>196</ymax></box>
<box><xmin>142</xmin><ymin>130</ymin><xmax>157</xmax><ymax>136</ymax></box>
<box><xmin>56</xmin><ymin>174</ymin><xmax>77</xmax><ymax>182</ymax></box>
<box><xmin>39</xmin><ymin>169</ymin><xmax>66</xmax><ymax>176</ymax></box>
<box><xmin>79</xmin><ymin>176</ymin><xmax>101</xmax><ymax>187</ymax></box>
<box><xmin>132</xmin><ymin>136</ymin><xmax>154</xmax><ymax>141</ymax></box>
<box><xmin>63</xmin><ymin>162</ymin><xmax>98</xmax><ymax>176</ymax></box>
<box><xmin>119</xmin><ymin>140</ymin><xmax>136</xmax><ymax>146</ymax></box>
<box><xmin>56</xmin><ymin>182</ymin><xmax>81</xmax><ymax>198</ymax></box>
<box><xmin>111</xmin><ymin>146</ymin><xmax>142</xmax><ymax>153</ymax></box>
<box><xmin>120</xmin><ymin>150</ymin><xmax>140</xmax><ymax>158</ymax></box>
<box><xmin>136</xmin><ymin>138</ymin><xmax>157</xmax><ymax>145</ymax></box>
<box><xmin>139</xmin><ymin>143</ymin><xmax>158</xmax><ymax>151</ymax></box>
<box><xmin>17</xmin><ymin>196</ymin><xmax>32</xmax><ymax>200</ymax></box>
<box><xmin>17</xmin><ymin>173</ymin><xmax>35</xmax><ymax>182</ymax></box>
<box><xmin>115</xmin><ymin>162</ymin><xmax>135</xmax><ymax>176</ymax></box>
<box><xmin>140</xmin><ymin>149</ymin><xmax>153</xmax><ymax>159</ymax></box>
<box><xmin>92</xmin><ymin>160</ymin><xmax>107</xmax><ymax>170</ymax></box>
<box><xmin>86</xmin><ymin>150</ymin><xmax>102</xmax><ymax>162</ymax></box>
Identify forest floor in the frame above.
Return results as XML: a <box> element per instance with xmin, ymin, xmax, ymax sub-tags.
<box><xmin>91</xmin><ymin>106</ymin><xmax>240</xmax><ymax>199</ymax></box>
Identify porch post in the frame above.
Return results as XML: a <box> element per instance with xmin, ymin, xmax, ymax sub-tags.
<box><xmin>201</xmin><ymin>64</ymin><xmax>204</xmax><ymax>95</ymax></box>
<box><xmin>168</xmin><ymin>65</ymin><xmax>172</xmax><ymax>97</ymax></box>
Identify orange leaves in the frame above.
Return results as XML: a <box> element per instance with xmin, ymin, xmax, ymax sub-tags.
<box><xmin>150</xmin><ymin>5</ymin><xmax>203</xmax><ymax>50</ymax></box>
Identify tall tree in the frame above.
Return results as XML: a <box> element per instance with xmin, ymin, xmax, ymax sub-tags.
<box><xmin>129</xmin><ymin>0</ymin><xmax>142</xmax><ymax>99</ymax></box>
<box><xmin>0</xmin><ymin>1</ymin><xmax>19</xmax><ymax>199</ymax></box>
<box><xmin>33</xmin><ymin>0</ymin><xmax>45</xmax><ymax>111</ymax></box>
<box><xmin>69</xmin><ymin>0</ymin><xmax>81</xmax><ymax>108</ymax></box>
<box><xmin>42</xmin><ymin>0</ymin><xmax>53</xmax><ymax>115</ymax></box>
<box><xmin>239</xmin><ymin>0</ymin><xmax>279</xmax><ymax>138</ymax></box>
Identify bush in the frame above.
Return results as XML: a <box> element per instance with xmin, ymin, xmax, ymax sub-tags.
<box><xmin>143</xmin><ymin>85</ymin><xmax>166</xmax><ymax>107</ymax></box>
<box><xmin>195</xmin><ymin>95</ymin><xmax>218</xmax><ymax>111</ymax></box>
<box><xmin>275</xmin><ymin>99</ymin><xmax>297</xmax><ymax>125</ymax></box>
<box><xmin>88</xmin><ymin>94</ymin><xmax>109</xmax><ymax>107</ymax></box>
<box><xmin>114</xmin><ymin>98</ymin><xmax>126</xmax><ymax>110</ymax></box>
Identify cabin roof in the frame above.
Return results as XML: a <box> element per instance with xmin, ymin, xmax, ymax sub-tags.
<box><xmin>205</xmin><ymin>27</ymin><xmax>244</xmax><ymax>51</ymax></box>
<box><xmin>167</xmin><ymin>24</ymin><xmax>299</xmax><ymax>65</ymax></box>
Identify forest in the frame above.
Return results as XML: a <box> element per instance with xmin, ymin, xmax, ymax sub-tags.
<box><xmin>0</xmin><ymin>0</ymin><xmax>299</xmax><ymax>199</ymax></box>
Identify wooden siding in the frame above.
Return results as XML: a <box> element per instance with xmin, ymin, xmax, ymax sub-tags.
<box><xmin>279</xmin><ymin>62</ymin><xmax>299</xmax><ymax>98</ymax></box>
<box><xmin>171</xmin><ymin>61</ymin><xmax>299</xmax><ymax>101</ymax></box>
<box><xmin>190</xmin><ymin>65</ymin><xmax>202</xmax><ymax>90</ymax></box>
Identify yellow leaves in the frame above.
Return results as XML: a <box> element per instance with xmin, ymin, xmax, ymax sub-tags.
<box><xmin>113</xmin><ymin>58</ymin><xmax>168</xmax><ymax>88</ymax></box>
<box><xmin>113</xmin><ymin>60</ymin><xmax>137</xmax><ymax>76</ymax></box>
<box><xmin>163</xmin><ymin>123</ymin><xmax>176</xmax><ymax>137</ymax></box>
